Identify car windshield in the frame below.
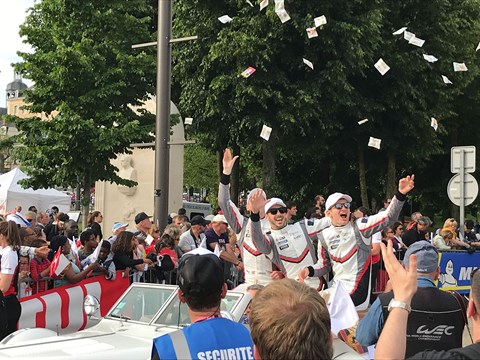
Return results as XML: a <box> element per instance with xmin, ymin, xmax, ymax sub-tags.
<box><xmin>154</xmin><ymin>293</ymin><xmax>243</xmax><ymax>327</ymax></box>
<box><xmin>107</xmin><ymin>286</ymin><xmax>176</xmax><ymax>323</ymax></box>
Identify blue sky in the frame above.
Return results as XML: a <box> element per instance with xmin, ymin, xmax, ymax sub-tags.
<box><xmin>0</xmin><ymin>0</ymin><xmax>34</xmax><ymax>108</ymax></box>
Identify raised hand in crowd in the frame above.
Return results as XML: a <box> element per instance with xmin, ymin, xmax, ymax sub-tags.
<box><xmin>248</xmin><ymin>190</ymin><xmax>267</xmax><ymax>215</ymax></box>
<box><xmin>222</xmin><ymin>148</ymin><xmax>239</xmax><ymax>176</ymax></box>
<box><xmin>398</xmin><ymin>174</ymin><xmax>415</xmax><ymax>195</ymax></box>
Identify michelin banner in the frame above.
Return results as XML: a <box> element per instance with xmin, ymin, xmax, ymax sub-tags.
<box><xmin>437</xmin><ymin>251</ymin><xmax>480</xmax><ymax>294</ymax></box>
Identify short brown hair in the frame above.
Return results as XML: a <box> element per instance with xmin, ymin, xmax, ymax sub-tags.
<box><xmin>250</xmin><ymin>279</ymin><xmax>332</xmax><ymax>360</ymax></box>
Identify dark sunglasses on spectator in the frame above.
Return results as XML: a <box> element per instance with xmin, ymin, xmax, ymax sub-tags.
<box><xmin>333</xmin><ymin>202</ymin><xmax>351</xmax><ymax>210</ymax></box>
<box><xmin>268</xmin><ymin>207</ymin><xmax>288</xmax><ymax>215</ymax></box>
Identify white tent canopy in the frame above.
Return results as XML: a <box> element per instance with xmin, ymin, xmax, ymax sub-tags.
<box><xmin>0</xmin><ymin>168</ymin><xmax>71</xmax><ymax>214</ymax></box>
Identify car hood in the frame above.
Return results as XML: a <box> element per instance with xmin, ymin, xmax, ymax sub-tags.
<box><xmin>0</xmin><ymin>324</ymin><xmax>176</xmax><ymax>359</ymax></box>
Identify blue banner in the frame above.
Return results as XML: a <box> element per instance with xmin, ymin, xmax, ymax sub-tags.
<box><xmin>437</xmin><ymin>251</ymin><xmax>480</xmax><ymax>294</ymax></box>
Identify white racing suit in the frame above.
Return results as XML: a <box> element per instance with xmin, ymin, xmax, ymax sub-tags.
<box><xmin>218</xmin><ymin>178</ymin><xmax>273</xmax><ymax>286</ymax></box>
<box><xmin>250</xmin><ymin>216</ymin><xmax>331</xmax><ymax>289</ymax></box>
<box><xmin>309</xmin><ymin>192</ymin><xmax>406</xmax><ymax>306</ymax></box>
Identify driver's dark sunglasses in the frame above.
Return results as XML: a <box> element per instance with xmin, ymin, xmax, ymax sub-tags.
<box><xmin>333</xmin><ymin>202</ymin><xmax>351</xmax><ymax>210</ymax></box>
<box><xmin>268</xmin><ymin>207</ymin><xmax>288</xmax><ymax>215</ymax></box>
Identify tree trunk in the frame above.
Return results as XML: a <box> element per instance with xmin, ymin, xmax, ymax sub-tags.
<box><xmin>217</xmin><ymin>149</ymin><xmax>223</xmax><ymax>182</ymax></box>
<box><xmin>230</xmin><ymin>143</ymin><xmax>240</xmax><ymax>206</ymax></box>
<box><xmin>386</xmin><ymin>150</ymin><xmax>396</xmax><ymax>199</ymax></box>
<box><xmin>74</xmin><ymin>181</ymin><xmax>81</xmax><ymax>211</ymax></box>
<box><xmin>358</xmin><ymin>142</ymin><xmax>369</xmax><ymax>208</ymax></box>
<box><xmin>262</xmin><ymin>126</ymin><xmax>277</xmax><ymax>195</ymax></box>
<box><xmin>81</xmin><ymin>170</ymin><xmax>92</xmax><ymax>228</ymax></box>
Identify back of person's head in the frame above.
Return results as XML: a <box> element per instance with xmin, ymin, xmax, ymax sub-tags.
<box><xmin>471</xmin><ymin>269</ymin><xmax>480</xmax><ymax>310</ymax></box>
<box><xmin>163</xmin><ymin>224</ymin><xmax>181</xmax><ymax>240</ymax></box>
<box><xmin>31</xmin><ymin>238</ymin><xmax>47</xmax><ymax>248</ymax></box>
<box><xmin>285</xmin><ymin>201</ymin><xmax>296</xmax><ymax>209</ymax></box>
<box><xmin>404</xmin><ymin>241</ymin><xmax>438</xmax><ymax>275</ymax></box>
<box><xmin>79</xmin><ymin>229</ymin><xmax>95</xmax><ymax>246</ymax></box>
<box><xmin>57</xmin><ymin>212</ymin><xmax>69</xmax><ymax>223</ymax></box>
<box><xmin>250</xmin><ymin>279</ymin><xmax>332</xmax><ymax>360</ymax></box>
<box><xmin>111</xmin><ymin>230</ymin><xmax>134</xmax><ymax>253</ymax></box>
<box><xmin>177</xmin><ymin>252</ymin><xmax>224</xmax><ymax>311</ymax></box>
<box><xmin>155</xmin><ymin>234</ymin><xmax>175</xmax><ymax>251</ymax></box>
<box><xmin>304</xmin><ymin>207</ymin><xmax>317</xmax><ymax>219</ymax></box>
<box><xmin>177</xmin><ymin>208</ymin><xmax>186</xmax><ymax>216</ymax></box>
<box><xmin>0</xmin><ymin>221</ymin><xmax>22</xmax><ymax>250</ymax></box>
<box><xmin>100</xmin><ymin>240</ymin><xmax>111</xmax><ymax>252</ymax></box>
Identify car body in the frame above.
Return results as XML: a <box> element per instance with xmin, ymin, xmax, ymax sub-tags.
<box><xmin>0</xmin><ymin>283</ymin><xmax>365</xmax><ymax>359</ymax></box>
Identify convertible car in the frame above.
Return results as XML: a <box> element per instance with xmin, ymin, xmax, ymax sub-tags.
<box><xmin>0</xmin><ymin>283</ymin><xmax>365</xmax><ymax>359</ymax></box>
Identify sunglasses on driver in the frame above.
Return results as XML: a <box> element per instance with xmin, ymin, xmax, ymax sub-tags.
<box><xmin>267</xmin><ymin>207</ymin><xmax>288</xmax><ymax>215</ymax></box>
<box><xmin>332</xmin><ymin>202</ymin><xmax>351</xmax><ymax>210</ymax></box>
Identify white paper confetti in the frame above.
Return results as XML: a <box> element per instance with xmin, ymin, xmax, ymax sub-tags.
<box><xmin>423</xmin><ymin>54</ymin><xmax>438</xmax><ymax>63</ymax></box>
<box><xmin>185</xmin><ymin>117</ymin><xmax>193</xmax><ymax>125</ymax></box>
<box><xmin>368</xmin><ymin>137</ymin><xmax>381</xmax><ymax>150</ymax></box>
<box><xmin>453</xmin><ymin>62</ymin><xmax>468</xmax><ymax>72</ymax></box>
<box><xmin>314</xmin><ymin>15</ymin><xmax>327</xmax><ymax>27</ymax></box>
<box><xmin>276</xmin><ymin>9</ymin><xmax>290</xmax><ymax>23</ymax></box>
<box><xmin>306</xmin><ymin>27</ymin><xmax>318</xmax><ymax>39</ymax></box>
<box><xmin>358</xmin><ymin>119</ymin><xmax>369</xmax><ymax>125</ymax></box>
<box><xmin>303</xmin><ymin>58</ymin><xmax>314</xmax><ymax>70</ymax></box>
<box><xmin>374</xmin><ymin>58</ymin><xmax>390</xmax><ymax>76</ymax></box>
<box><xmin>260</xmin><ymin>125</ymin><xmax>272</xmax><ymax>141</ymax></box>
<box><xmin>409</xmin><ymin>36</ymin><xmax>425</xmax><ymax>47</ymax></box>
<box><xmin>430</xmin><ymin>117</ymin><xmax>438</xmax><ymax>131</ymax></box>
<box><xmin>218</xmin><ymin>15</ymin><xmax>233</xmax><ymax>23</ymax></box>
<box><xmin>274</xmin><ymin>0</ymin><xmax>284</xmax><ymax>11</ymax></box>
<box><xmin>241</xmin><ymin>66</ymin><xmax>256</xmax><ymax>78</ymax></box>
<box><xmin>476</xmin><ymin>42</ymin><xmax>480</xmax><ymax>52</ymax></box>
<box><xmin>259</xmin><ymin>0</ymin><xmax>268</xmax><ymax>11</ymax></box>
<box><xmin>403</xmin><ymin>31</ymin><xmax>415</xmax><ymax>41</ymax></box>
<box><xmin>392</xmin><ymin>27</ymin><xmax>407</xmax><ymax>35</ymax></box>
<box><xmin>246</xmin><ymin>0</ymin><xmax>254</xmax><ymax>6</ymax></box>
<box><xmin>441</xmin><ymin>75</ymin><xmax>453</xmax><ymax>85</ymax></box>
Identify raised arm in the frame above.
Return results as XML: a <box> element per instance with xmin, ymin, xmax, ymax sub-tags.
<box><xmin>248</xmin><ymin>191</ymin><xmax>272</xmax><ymax>256</ymax></box>
<box><xmin>298</xmin><ymin>235</ymin><xmax>332</xmax><ymax>282</ymax></box>
<box><xmin>374</xmin><ymin>240</ymin><xmax>418</xmax><ymax>360</ymax></box>
<box><xmin>218</xmin><ymin>148</ymin><xmax>244</xmax><ymax>234</ymax></box>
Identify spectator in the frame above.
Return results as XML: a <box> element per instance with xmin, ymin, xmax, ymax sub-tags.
<box><xmin>462</xmin><ymin>220</ymin><xmax>478</xmax><ymax>243</ymax></box>
<box><xmin>134</xmin><ymin>211</ymin><xmax>152</xmax><ymax>242</ymax></box>
<box><xmin>285</xmin><ymin>201</ymin><xmax>297</xmax><ymax>224</ymax></box>
<box><xmin>296</xmin><ymin>175</ymin><xmax>414</xmax><ymax>306</ymax></box>
<box><xmin>29</xmin><ymin>239</ymin><xmax>51</xmax><ymax>294</ymax></box>
<box><xmin>45</xmin><ymin>212</ymin><xmax>69</xmax><ymax>242</ymax></box>
<box><xmin>358</xmin><ymin>241</ymin><xmax>466</xmax><ymax>357</ymax></box>
<box><xmin>314</xmin><ymin>194</ymin><xmax>326</xmax><ymax>217</ymax></box>
<box><xmin>78</xmin><ymin>229</ymin><xmax>97</xmax><ymax>262</ymax></box>
<box><xmin>108</xmin><ymin>222</ymin><xmax>128</xmax><ymax>244</ymax></box>
<box><xmin>155</xmin><ymin>234</ymin><xmax>179</xmax><ymax>268</ymax></box>
<box><xmin>24</xmin><ymin>211</ymin><xmax>37</xmax><ymax>227</ymax></box>
<box><xmin>87</xmin><ymin>211</ymin><xmax>103</xmax><ymax>242</ymax></box>
<box><xmin>112</xmin><ymin>231</ymin><xmax>152</xmax><ymax>272</ymax></box>
<box><xmin>28</xmin><ymin>206</ymin><xmax>37</xmax><ymax>213</ymax></box>
<box><xmin>145</xmin><ymin>223</ymin><xmax>161</xmax><ymax>254</ymax></box>
<box><xmin>441</xmin><ymin>219</ymin><xmax>470</xmax><ymax>249</ymax></box>
<box><xmin>0</xmin><ymin>221</ymin><xmax>22</xmax><ymax>340</ymax></box>
<box><xmin>392</xmin><ymin>221</ymin><xmax>407</xmax><ymax>250</ymax></box>
<box><xmin>177</xmin><ymin>207</ymin><xmax>187</xmax><ymax>217</ymax></box>
<box><xmin>17</xmin><ymin>255</ymin><xmax>32</xmax><ymax>298</ymax></box>
<box><xmin>19</xmin><ymin>227</ymin><xmax>36</xmax><ymax>246</ymax></box>
<box><xmin>91</xmin><ymin>241</ymin><xmax>116</xmax><ymax>281</ymax></box>
<box><xmin>151</xmin><ymin>250</ymin><xmax>254</xmax><ymax>360</ymax></box>
<box><xmin>403</xmin><ymin>216</ymin><xmax>431</xmax><ymax>247</ymax></box>
<box><xmin>250</xmin><ymin>279</ymin><xmax>332</xmax><ymax>360</ymax></box>
<box><xmin>35</xmin><ymin>211</ymin><xmax>50</xmax><ymax>230</ymax></box>
<box><xmin>374</xmin><ymin>240</ymin><xmax>476</xmax><ymax>360</ymax></box>
<box><xmin>243</xmin><ymin>284</ymin><xmax>264</xmax><ymax>322</ymax></box>
<box><xmin>433</xmin><ymin>230</ymin><xmax>455</xmax><ymax>251</ymax></box>
<box><xmin>178</xmin><ymin>215</ymin><xmax>207</xmax><ymax>254</ymax></box>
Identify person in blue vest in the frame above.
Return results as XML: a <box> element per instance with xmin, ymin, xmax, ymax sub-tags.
<box><xmin>151</xmin><ymin>248</ymin><xmax>254</xmax><ymax>360</ymax></box>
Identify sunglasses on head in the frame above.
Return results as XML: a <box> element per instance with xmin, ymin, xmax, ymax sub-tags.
<box><xmin>268</xmin><ymin>207</ymin><xmax>287</xmax><ymax>215</ymax></box>
<box><xmin>332</xmin><ymin>202</ymin><xmax>351</xmax><ymax>210</ymax></box>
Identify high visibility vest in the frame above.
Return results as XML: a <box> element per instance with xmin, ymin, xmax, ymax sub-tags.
<box><xmin>152</xmin><ymin>317</ymin><xmax>254</xmax><ymax>360</ymax></box>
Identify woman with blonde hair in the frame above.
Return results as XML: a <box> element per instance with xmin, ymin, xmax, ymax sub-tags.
<box><xmin>0</xmin><ymin>221</ymin><xmax>22</xmax><ymax>340</ymax></box>
<box><xmin>442</xmin><ymin>218</ymin><xmax>470</xmax><ymax>249</ymax></box>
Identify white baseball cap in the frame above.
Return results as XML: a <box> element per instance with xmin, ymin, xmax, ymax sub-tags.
<box><xmin>264</xmin><ymin>198</ymin><xmax>286</xmax><ymax>213</ymax></box>
<box><xmin>212</xmin><ymin>214</ymin><xmax>228</xmax><ymax>224</ymax></box>
<box><xmin>325</xmin><ymin>192</ymin><xmax>353</xmax><ymax>210</ymax></box>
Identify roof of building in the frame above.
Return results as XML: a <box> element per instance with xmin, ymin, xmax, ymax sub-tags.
<box><xmin>6</xmin><ymin>79</ymin><xmax>28</xmax><ymax>92</ymax></box>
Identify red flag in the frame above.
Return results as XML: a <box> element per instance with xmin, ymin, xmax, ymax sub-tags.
<box><xmin>49</xmin><ymin>248</ymin><xmax>62</xmax><ymax>277</ymax></box>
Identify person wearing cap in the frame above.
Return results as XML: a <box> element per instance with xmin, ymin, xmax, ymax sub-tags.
<box><xmin>356</xmin><ymin>241</ymin><xmax>466</xmax><ymax>356</ymax></box>
<box><xmin>178</xmin><ymin>215</ymin><xmax>207</xmax><ymax>254</ymax></box>
<box><xmin>151</xmin><ymin>250</ymin><xmax>254</xmax><ymax>360</ymax></box>
<box><xmin>295</xmin><ymin>175</ymin><xmax>415</xmax><ymax>306</ymax></box>
<box><xmin>134</xmin><ymin>211</ymin><xmax>152</xmax><ymax>242</ymax></box>
<box><xmin>374</xmin><ymin>240</ymin><xmax>479</xmax><ymax>360</ymax></box>
<box><xmin>205</xmin><ymin>214</ymin><xmax>245</xmax><ymax>284</ymax></box>
<box><xmin>45</xmin><ymin>212</ymin><xmax>69</xmax><ymax>242</ymax></box>
<box><xmin>248</xmin><ymin>194</ymin><xmax>331</xmax><ymax>290</ymax></box>
<box><xmin>108</xmin><ymin>222</ymin><xmax>129</xmax><ymax>244</ymax></box>
<box><xmin>403</xmin><ymin>215</ymin><xmax>432</xmax><ymax>247</ymax></box>
<box><xmin>218</xmin><ymin>148</ymin><xmax>273</xmax><ymax>288</ymax></box>
<box><xmin>462</xmin><ymin>219</ymin><xmax>478</xmax><ymax>243</ymax></box>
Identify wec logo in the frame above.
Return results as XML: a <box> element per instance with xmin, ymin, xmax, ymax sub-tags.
<box><xmin>417</xmin><ymin>325</ymin><xmax>454</xmax><ymax>336</ymax></box>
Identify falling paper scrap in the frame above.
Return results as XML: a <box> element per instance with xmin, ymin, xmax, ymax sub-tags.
<box><xmin>358</xmin><ymin>119</ymin><xmax>368</xmax><ymax>125</ymax></box>
<box><xmin>218</xmin><ymin>15</ymin><xmax>233</xmax><ymax>23</ymax></box>
<box><xmin>476</xmin><ymin>42</ymin><xmax>480</xmax><ymax>52</ymax></box>
<box><xmin>314</xmin><ymin>15</ymin><xmax>327</xmax><ymax>27</ymax></box>
<box><xmin>374</xmin><ymin>58</ymin><xmax>390</xmax><ymax>76</ymax></box>
<box><xmin>303</xmin><ymin>58</ymin><xmax>314</xmax><ymax>70</ymax></box>
<box><xmin>430</xmin><ymin>117</ymin><xmax>438</xmax><ymax>131</ymax></box>
<box><xmin>409</xmin><ymin>36</ymin><xmax>425</xmax><ymax>47</ymax></box>
<box><xmin>185</xmin><ymin>117</ymin><xmax>193</xmax><ymax>125</ymax></box>
<box><xmin>306</xmin><ymin>27</ymin><xmax>318</xmax><ymax>39</ymax></box>
<box><xmin>241</xmin><ymin>66</ymin><xmax>256</xmax><ymax>78</ymax></box>
<box><xmin>274</xmin><ymin>0</ymin><xmax>284</xmax><ymax>11</ymax></box>
<box><xmin>441</xmin><ymin>75</ymin><xmax>453</xmax><ymax>84</ymax></box>
<box><xmin>246</xmin><ymin>0</ymin><xmax>254</xmax><ymax>7</ymax></box>
<box><xmin>276</xmin><ymin>9</ymin><xmax>290</xmax><ymax>23</ymax></box>
<box><xmin>260</xmin><ymin>125</ymin><xmax>272</xmax><ymax>141</ymax></box>
<box><xmin>260</xmin><ymin>0</ymin><xmax>268</xmax><ymax>11</ymax></box>
<box><xmin>392</xmin><ymin>27</ymin><xmax>407</xmax><ymax>35</ymax></box>
<box><xmin>368</xmin><ymin>137</ymin><xmax>381</xmax><ymax>150</ymax></box>
<box><xmin>453</xmin><ymin>62</ymin><xmax>468</xmax><ymax>72</ymax></box>
<box><xmin>403</xmin><ymin>31</ymin><xmax>415</xmax><ymax>41</ymax></box>
<box><xmin>423</xmin><ymin>54</ymin><xmax>438</xmax><ymax>63</ymax></box>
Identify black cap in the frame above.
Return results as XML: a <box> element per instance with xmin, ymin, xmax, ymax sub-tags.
<box><xmin>177</xmin><ymin>253</ymin><xmax>224</xmax><ymax>298</ymax></box>
<box><xmin>135</xmin><ymin>212</ymin><xmax>152</xmax><ymax>224</ymax></box>
<box><xmin>190</xmin><ymin>215</ymin><xmax>207</xmax><ymax>226</ymax></box>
